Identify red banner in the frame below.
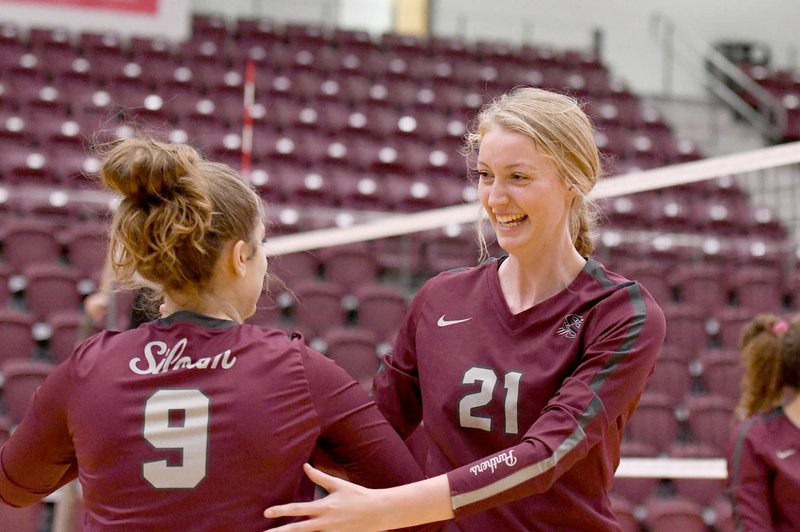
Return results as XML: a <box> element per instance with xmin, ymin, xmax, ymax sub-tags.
<box><xmin>0</xmin><ymin>0</ymin><xmax>158</xmax><ymax>13</ymax></box>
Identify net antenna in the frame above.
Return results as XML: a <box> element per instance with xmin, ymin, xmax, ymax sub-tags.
<box><xmin>241</xmin><ymin>59</ymin><xmax>256</xmax><ymax>184</ymax></box>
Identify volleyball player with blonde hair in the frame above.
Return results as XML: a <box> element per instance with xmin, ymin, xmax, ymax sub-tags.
<box><xmin>0</xmin><ymin>138</ymin><xmax>424</xmax><ymax>529</ymax></box>
<box><xmin>727</xmin><ymin>314</ymin><xmax>800</xmax><ymax>531</ymax></box>
<box><xmin>265</xmin><ymin>87</ymin><xmax>666</xmax><ymax>530</ymax></box>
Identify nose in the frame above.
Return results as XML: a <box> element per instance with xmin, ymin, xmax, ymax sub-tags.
<box><xmin>484</xmin><ymin>180</ymin><xmax>508</xmax><ymax>208</ymax></box>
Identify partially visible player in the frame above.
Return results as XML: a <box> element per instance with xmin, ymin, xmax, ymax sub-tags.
<box><xmin>727</xmin><ymin>313</ymin><xmax>800</xmax><ymax>531</ymax></box>
<box><xmin>264</xmin><ymin>87</ymin><xmax>667</xmax><ymax>530</ymax></box>
<box><xmin>0</xmin><ymin>137</ymin><xmax>424</xmax><ymax>530</ymax></box>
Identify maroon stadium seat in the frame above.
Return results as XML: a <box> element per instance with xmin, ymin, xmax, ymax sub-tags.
<box><xmin>1</xmin><ymin>218</ymin><xmax>63</xmax><ymax>271</ymax></box>
<box><xmin>698</xmin><ymin>349</ymin><xmax>742</xmax><ymax>403</ymax></box>
<box><xmin>0</xmin><ymin>309</ymin><xmax>35</xmax><ymax>364</ymax></box>
<box><xmin>62</xmin><ymin>222</ymin><xmax>109</xmax><ymax>280</ymax></box>
<box><xmin>644</xmin><ymin>350</ymin><xmax>691</xmax><ymax>406</ymax></box>
<box><xmin>322</xmin><ymin>326</ymin><xmax>380</xmax><ymax>391</ymax></box>
<box><xmin>47</xmin><ymin>309</ymin><xmax>90</xmax><ymax>364</ymax></box>
<box><xmin>684</xmin><ymin>393</ymin><xmax>736</xmax><ymax>449</ymax></box>
<box><xmin>609</xmin><ymin>493</ymin><xmax>640</xmax><ymax>532</ymax></box>
<box><xmin>353</xmin><ymin>283</ymin><xmax>409</xmax><ymax>343</ymax></box>
<box><xmin>625</xmin><ymin>392</ymin><xmax>679</xmax><ymax>453</ymax></box>
<box><xmin>289</xmin><ymin>280</ymin><xmax>347</xmax><ymax>340</ymax></box>
<box><xmin>318</xmin><ymin>243</ymin><xmax>379</xmax><ymax>292</ymax></box>
<box><xmin>22</xmin><ymin>263</ymin><xmax>82</xmax><ymax>321</ymax></box>
<box><xmin>1</xmin><ymin>358</ymin><xmax>56</xmax><ymax>425</ymax></box>
<box><xmin>644</xmin><ymin>496</ymin><xmax>707</xmax><ymax>532</ymax></box>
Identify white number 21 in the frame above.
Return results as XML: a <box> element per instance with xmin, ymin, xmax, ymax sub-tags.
<box><xmin>459</xmin><ymin>368</ymin><xmax>522</xmax><ymax>434</ymax></box>
<box><xmin>142</xmin><ymin>389</ymin><xmax>210</xmax><ymax>489</ymax></box>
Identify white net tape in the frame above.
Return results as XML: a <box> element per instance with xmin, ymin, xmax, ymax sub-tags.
<box><xmin>265</xmin><ymin>141</ymin><xmax>800</xmax><ymax>257</ymax></box>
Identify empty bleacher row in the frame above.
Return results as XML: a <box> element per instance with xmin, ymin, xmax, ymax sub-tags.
<box><xmin>0</xmin><ymin>12</ymin><xmax>795</xmax><ymax>531</ymax></box>
<box><xmin>736</xmin><ymin>62</ymin><xmax>800</xmax><ymax>141</ymax></box>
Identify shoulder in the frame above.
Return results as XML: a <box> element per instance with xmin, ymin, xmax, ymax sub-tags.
<box><xmin>417</xmin><ymin>259</ymin><xmax>496</xmax><ymax>295</ymax></box>
<box><xmin>728</xmin><ymin>408</ymin><xmax>785</xmax><ymax>471</ymax></box>
<box><xmin>584</xmin><ymin>259</ymin><xmax>665</xmax><ymax>325</ymax></box>
<box><xmin>733</xmin><ymin>408</ymin><xmax>785</xmax><ymax>444</ymax></box>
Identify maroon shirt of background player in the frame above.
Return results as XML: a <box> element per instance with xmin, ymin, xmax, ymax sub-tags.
<box><xmin>374</xmin><ymin>256</ymin><xmax>666</xmax><ymax>530</ymax></box>
<box><xmin>728</xmin><ymin>407</ymin><xmax>800</xmax><ymax>531</ymax></box>
<box><xmin>0</xmin><ymin>312</ymin><xmax>424</xmax><ymax>530</ymax></box>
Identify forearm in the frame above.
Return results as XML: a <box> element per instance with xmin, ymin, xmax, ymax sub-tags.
<box><xmin>264</xmin><ymin>468</ymin><xmax>454</xmax><ymax>531</ymax></box>
<box><xmin>373</xmin><ymin>474</ymin><xmax>453</xmax><ymax>530</ymax></box>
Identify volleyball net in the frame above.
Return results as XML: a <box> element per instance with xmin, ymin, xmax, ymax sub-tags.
<box><xmin>262</xmin><ymin>140</ymin><xmax>800</xmax><ymax>482</ymax></box>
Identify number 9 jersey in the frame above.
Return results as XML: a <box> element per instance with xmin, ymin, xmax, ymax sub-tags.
<box><xmin>0</xmin><ymin>311</ymin><xmax>424</xmax><ymax>530</ymax></box>
<box><xmin>374</xmin><ymin>257</ymin><xmax>666</xmax><ymax>531</ymax></box>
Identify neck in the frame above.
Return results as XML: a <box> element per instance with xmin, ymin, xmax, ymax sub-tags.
<box><xmin>498</xmin><ymin>244</ymin><xmax>586</xmax><ymax>314</ymax></box>
<box><xmin>162</xmin><ymin>294</ymin><xmax>244</xmax><ymax>323</ymax></box>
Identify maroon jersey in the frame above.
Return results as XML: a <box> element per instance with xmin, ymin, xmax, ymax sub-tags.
<box><xmin>374</xmin><ymin>257</ymin><xmax>665</xmax><ymax>530</ymax></box>
<box><xmin>0</xmin><ymin>311</ymin><xmax>424</xmax><ymax>531</ymax></box>
<box><xmin>727</xmin><ymin>407</ymin><xmax>800</xmax><ymax>531</ymax></box>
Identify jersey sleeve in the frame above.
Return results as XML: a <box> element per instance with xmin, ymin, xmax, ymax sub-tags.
<box><xmin>727</xmin><ymin>420</ymin><xmax>774</xmax><ymax>530</ymax></box>
<box><xmin>299</xmin><ymin>339</ymin><xmax>425</xmax><ymax>489</ymax></box>
<box><xmin>447</xmin><ymin>282</ymin><xmax>665</xmax><ymax>518</ymax></box>
<box><xmin>371</xmin><ymin>283</ymin><xmax>428</xmax><ymax>440</ymax></box>
<box><xmin>0</xmin><ymin>361</ymin><xmax>78</xmax><ymax>507</ymax></box>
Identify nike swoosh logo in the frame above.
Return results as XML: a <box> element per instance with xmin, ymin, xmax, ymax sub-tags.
<box><xmin>777</xmin><ymin>449</ymin><xmax>797</xmax><ymax>459</ymax></box>
<box><xmin>437</xmin><ymin>315</ymin><xmax>472</xmax><ymax>327</ymax></box>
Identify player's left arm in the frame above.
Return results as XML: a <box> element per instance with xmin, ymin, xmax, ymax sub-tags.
<box><xmin>0</xmin><ymin>363</ymin><xmax>77</xmax><ymax>507</ymax></box>
<box><xmin>446</xmin><ymin>283</ymin><xmax>666</xmax><ymax>517</ymax></box>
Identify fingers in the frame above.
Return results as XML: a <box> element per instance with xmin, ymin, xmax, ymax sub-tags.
<box><xmin>262</xmin><ymin>519</ymin><xmax>318</xmax><ymax>532</ymax></box>
<box><xmin>302</xmin><ymin>463</ymin><xmax>340</xmax><ymax>492</ymax></box>
<box><xmin>263</xmin><ymin>464</ymin><xmax>351</xmax><ymax>529</ymax></box>
<box><xmin>264</xmin><ymin>501</ymin><xmax>320</xmax><ymax>519</ymax></box>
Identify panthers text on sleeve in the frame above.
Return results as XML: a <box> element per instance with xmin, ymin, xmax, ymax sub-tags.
<box><xmin>0</xmin><ymin>312</ymin><xmax>424</xmax><ymax>531</ymax></box>
<box><xmin>374</xmin><ymin>257</ymin><xmax>666</xmax><ymax>530</ymax></box>
<box><xmin>727</xmin><ymin>407</ymin><xmax>800</xmax><ymax>532</ymax></box>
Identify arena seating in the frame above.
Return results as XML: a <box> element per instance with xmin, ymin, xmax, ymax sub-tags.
<box><xmin>0</xmin><ymin>13</ymin><xmax>795</xmax><ymax>530</ymax></box>
<box><xmin>738</xmin><ymin>63</ymin><xmax>800</xmax><ymax>141</ymax></box>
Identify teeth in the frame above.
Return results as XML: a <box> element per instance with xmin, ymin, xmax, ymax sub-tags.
<box><xmin>495</xmin><ymin>214</ymin><xmax>526</xmax><ymax>224</ymax></box>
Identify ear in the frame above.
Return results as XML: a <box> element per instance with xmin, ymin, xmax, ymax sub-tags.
<box><xmin>229</xmin><ymin>239</ymin><xmax>248</xmax><ymax>277</ymax></box>
<box><xmin>566</xmin><ymin>183</ymin><xmax>580</xmax><ymax>205</ymax></box>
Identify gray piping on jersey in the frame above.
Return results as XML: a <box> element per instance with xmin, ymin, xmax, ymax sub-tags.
<box><xmin>451</xmin><ymin>423</ymin><xmax>588</xmax><ymax>510</ymax></box>
<box><xmin>584</xmin><ymin>258</ymin><xmax>615</xmax><ymax>288</ymax></box>
<box><xmin>590</xmin><ymin>283</ymin><xmax>647</xmax><ymax>394</ymax></box>
<box><xmin>729</xmin><ymin>408</ymin><xmax>784</xmax><ymax>532</ymax></box>
<box><xmin>451</xmin><ymin>260</ymin><xmax>649</xmax><ymax>511</ymax></box>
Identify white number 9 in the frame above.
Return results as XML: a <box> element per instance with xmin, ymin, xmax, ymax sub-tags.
<box><xmin>142</xmin><ymin>389</ymin><xmax>210</xmax><ymax>489</ymax></box>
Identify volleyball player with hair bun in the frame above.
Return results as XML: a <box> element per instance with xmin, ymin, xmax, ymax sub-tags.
<box><xmin>265</xmin><ymin>87</ymin><xmax>666</xmax><ymax>531</ymax></box>
<box><xmin>727</xmin><ymin>314</ymin><xmax>800</xmax><ymax>531</ymax></box>
<box><xmin>0</xmin><ymin>137</ymin><xmax>425</xmax><ymax>529</ymax></box>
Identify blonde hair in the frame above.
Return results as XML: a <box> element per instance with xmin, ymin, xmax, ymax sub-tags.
<box><xmin>463</xmin><ymin>87</ymin><xmax>602</xmax><ymax>258</ymax></box>
<box><xmin>738</xmin><ymin>313</ymin><xmax>800</xmax><ymax>418</ymax></box>
<box><xmin>100</xmin><ymin>137</ymin><xmax>264</xmax><ymax>299</ymax></box>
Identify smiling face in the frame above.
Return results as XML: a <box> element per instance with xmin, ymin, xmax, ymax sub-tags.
<box><xmin>477</xmin><ymin>125</ymin><xmax>575</xmax><ymax>258</ymax></box>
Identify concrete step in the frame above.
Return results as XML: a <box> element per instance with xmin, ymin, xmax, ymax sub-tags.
<box><xmin>643</xmin><ymin>95</ymin><xmax>767</xmax><ymax>158</ymax></box>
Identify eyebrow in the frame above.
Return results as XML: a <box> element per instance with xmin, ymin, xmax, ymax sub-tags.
<box><xmin>476</xmin><ymin>161</ymin><xmax>534</xmax><ymax>171</ymax></box>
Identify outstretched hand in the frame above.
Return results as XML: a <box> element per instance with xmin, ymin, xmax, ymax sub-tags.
<box><xmin>263</xmin><ymin>463</ymin><xmax>385</xmax><ymax>532</ymax></box>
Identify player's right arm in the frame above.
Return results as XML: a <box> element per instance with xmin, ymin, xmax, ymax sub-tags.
<box><xmin>728</xmin><ymin>419</ymin><xmax>774</xmax><ymax>530</ymax></box>
<box><xmin>0</xmin><ymin>362</ymin><xmax>77</xmax><ymax>507</ymax></box>
<box><xmin>371</xmin><ymin>283</ymin><xmax>429</xmax><ymax>440</ymax></box>
<box><xmin>300</xmin><ymin>340</ymin><xmax>425</xmax><ymax>489</ymax></box>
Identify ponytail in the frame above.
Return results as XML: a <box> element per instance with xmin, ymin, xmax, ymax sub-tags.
<box><xmin>737</xmin><ymin>314</ymin><xmax>790</xmax><ymax>417</ymax></box>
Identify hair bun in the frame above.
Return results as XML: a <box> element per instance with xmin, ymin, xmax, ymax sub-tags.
<box><xmin>101</xmin><ymin>138</ymin><xmax>200</xmax><ymax>203</ymax></box>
